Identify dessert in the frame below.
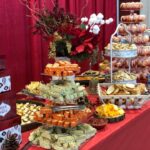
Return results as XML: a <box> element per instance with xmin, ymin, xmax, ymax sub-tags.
<box><xmin>25</xmin><ymin>80</ymin><xmax>87</xmax><ymax>105</ymax></box>
<box><xmin>119</xmin><ymin>24</ymin><xmax>147</xmax><ymax>34</ymax></box>
<box><xmin>34</xmin><ymin>106</ymin><xmax>91</xmax><ymax>128</ymax></box>
<box><xmin>99</xmin><ymin>60</ymin><xmax>110</xmax><ymax>74</ymax></box>
<box><xmin>44</xmin><ymin>60</ymin><xmax>80</xmax><ymax>77</ymax></box>
<box><xmin>16</xmin><ymin>102</ymin><xmax>42</xmax><ymax>125</ymax></box>
<box><xmin>121</xmin><ymin>14</ymin><xmax>146</xmax><ymax>23</ymax></box>
<box><xmin>113</xmin><ymin>70</ymin><xmax>137</xmax><ymax>81</ymax></box>
<box><xmin>105</xmin><ymin>43</ymin><xmax>137</xmax><ymax>51</ymax></box>
<box><xmin>120</xmin><ymin>2</ymin><xmax>143</xmax><ymax>10</ymax></box>
<box><xmin>29</xmin><ymin>124</ymin><xmax>96</xmax><ymax>150</ymax></box>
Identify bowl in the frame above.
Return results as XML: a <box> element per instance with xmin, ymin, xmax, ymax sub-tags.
<box><xmin>88</xmin><ymin>117</ymin><xmax>108</xmax><ymax>130</ymax></box>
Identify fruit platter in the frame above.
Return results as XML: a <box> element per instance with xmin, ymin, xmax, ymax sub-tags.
<box><xmin>96</xmin><ymin>103</ymin><xmax>125</xmax><ymax>123</ymax></box>
<box><xmin>97</xmin><ymin>83</ymin><xmax>150</xmax><ymax>109</ymax></box>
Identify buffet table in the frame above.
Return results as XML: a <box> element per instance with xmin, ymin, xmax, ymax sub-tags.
<box><xmin>19</xmin><ymin>98</ymin><xmax>150</xmax><ymax>150</ymax></box>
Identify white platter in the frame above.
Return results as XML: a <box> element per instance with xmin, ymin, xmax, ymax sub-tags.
<box><xmin>105</xmin><ymin>49</ymin><xmax>137</xmax><ymax>58</ymax></box>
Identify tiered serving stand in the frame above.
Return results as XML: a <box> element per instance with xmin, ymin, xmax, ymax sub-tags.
<box><xmin>115</xmin><ymin>2</ymin><xmax>150</xmax><ymax>82</ymax></box>
<box><xmin>97</xmin><ymin>23</ymin><xmax>150</xmax><ymax>109</ymax></box>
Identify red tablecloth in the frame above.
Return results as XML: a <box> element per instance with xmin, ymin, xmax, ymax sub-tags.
<box><xmin>19</xmin><ymin>100</ymin><xmax>150</xmax><ymax>150</ymax></box>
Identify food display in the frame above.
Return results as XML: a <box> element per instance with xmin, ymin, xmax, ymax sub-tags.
<box><xmin>29</xmin><ymin>124</ymin><xmax>96</xmax><ymax>150</ymax></box>
<box><xmin>113</xmin><ymin>70</ymin><xmax>136</xmax><ymax>82</ymax></box>
<box><xmin>137</xmin><ymin>46</ymin><xmax>150</xmax><ymax>56</ymax></box>
<box><xmin>97</xmin><ymin>83</ymin><xmax>150</xmax><ymax>109</ymax></box>
<box><xmin>99</xmin><ymin>60</ymin><xmax>110</xmax><ymax>75</ymax></box>
<box><xmin>96</xmin><ymin>104</ymin><xmax>125</xmax><ymax>122</ymax></box>
<box><xmin>75</xmin><ymin>70</ymin><xmax>105</xmax><ymax>83</ymax></box>
<box><xmin>133</xmin><ymin>34</ymin><xmax>150</xmax><ymax>44</ymax></box>
<box><xmin>105</xmin><ymin>43</ymin><xmax>137</xmax><ymax>51</ymax></box>
<box><xmin>34</xmin><ymin>106</ymin><xmax>92</xmax><ymax>128</ymax></box>
<box><xmin>82</xmin><ymin>70</ymin><xmax>100</xmax><ymax>76</ymax></box>
<box><xmin>113</xmin><ymin>58</ymin><xmax>150</xmax><ymax>81</ymax></box>
<box><xmin>96</xmin><ymin>104</ymin><xmax>125</xmax><ymax>118</ymax></box>
<box><xmin>115</xmin><ymin>1</ymin><xmax>150</xmax><ymax>81</ymax></box>
<box><xmin>121</xmin><ymin>14</ymin><xmax>146</xmax><ymax>23</ymax></box>
<box><xmin>88</xmin><ymin>117</ymin><xmax>108</xmax><ymax>130</ymax></box>
<box><xmin>25</xmin><ymin>80</ymin><xmax>87</xmax><ymax>105</ymax></box>
<box><xmin>120</xmin><ymin>2</ymin><xmax>143</xmax><ymax>10</ymax></box>
<box><xmin>16</xmin><ymin>102</ymin><xmax>42</xmax><ymax>125</ymax></box>
<box><xmin>119</xmin><ymin>24</ymin><xmax>147</xmax><ymax>34</ymax></box>
<box><xmin>103</xmin><ymin>83</ymin><xmax>147</xmax><ymax>95</ymax></box>
<box><xmin>44</xmin><ymin>60</ymin><xmax>80</xmax><ymax>77</ymax></box>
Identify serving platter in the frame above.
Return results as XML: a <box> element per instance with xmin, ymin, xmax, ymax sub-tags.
<box><xmin>105</xmin><ymin>49</ymin><xmax>138</xmax><ymax>58</ymax></box>
<box><xmin>16</xmin><ymin>100</ymin><xmax>44</xmax><ymax>132</ymax></box>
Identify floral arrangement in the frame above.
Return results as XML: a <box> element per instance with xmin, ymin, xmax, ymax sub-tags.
<box><xmin>49</xmin><ymin>13</ymin><xmax>113</xmax><ymax>62</ymax></box>
<box><xmin>21</xmin><ymin>0</ymin><xmax>113</xmax><ymax>62</ymax></box>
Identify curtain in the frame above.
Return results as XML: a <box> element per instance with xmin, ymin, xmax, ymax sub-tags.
<box><xmin>0</xmin><ymin>0</ymin><xmax>117</xmax><ymax>92</ymax></box>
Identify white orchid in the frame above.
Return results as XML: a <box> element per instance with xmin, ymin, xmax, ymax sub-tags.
<box><xmin>105</xmin><ymin>19</ymin><xmax>111</xmax><ymax>24</ymax></box>
<box><xmin>85</xmin><ymin>25</ymin><xmax>89</xmax><ymax>30</ymax></box>
<box><xmin>90</xmin><ymin>13</ymin><xmax>97</xmax><ymax>18</ymax></box>
<box><xmin>81</xmin><ymin>17</ymin><xmax>88</xmax><ymax>22</ymax></box>
<box><xmin>88</xmin><ymin>17</ymin><xmax>97</xmax><ymax>25</ymax></box>
<box><xmin>97</xmin><ymin>13</ymin><xmax>104</xmax><ymax>20</ymax></box>
<box><xmin>95</xmin><ymin>18</ymin><xmax>102</xmax><ymax>24</ymax></box>
<box><xmin>92</xmin><ymin>25</ymin><xmax>100</xmax><ymax>34</ymax></box>
<box><xmin>108</xmin><ymin>18</ymin><xmax>114</xmax><ymax>23</ymax></box>
<box><xmin>100</xmin><ymin>20</ymin><xmax>105</xmax><ymax>25</ymax></box>
<box><xmin>81</xmin><ymin>12</ymin><xmax>113</xmax><ymax>34</ymax></box>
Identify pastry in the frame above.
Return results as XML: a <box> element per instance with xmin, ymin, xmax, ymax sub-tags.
<box><xmin>105</xmin><ymin>43</ymin><xmax>137</xmax><ymax>51</ymax></box>
<box><xmin>44</xmin><ymin>60</ymin><xmax>80</xmax><ymax>76</ymax></box>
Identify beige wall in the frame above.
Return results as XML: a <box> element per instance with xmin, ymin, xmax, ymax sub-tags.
<box><xmin>141</xmin><ymin>0</ymin><xmax>150</xmax><ymax>27</ymax></box>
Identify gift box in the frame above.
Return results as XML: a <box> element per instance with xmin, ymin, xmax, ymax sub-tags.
<box><xmin>0</xmin><ymin>76</ymin><xmax>11</xmax><ymax>93</ymax></box>
<box><xmin>0</xmin><ymin>91</ymin><xmax>16</xmax><ymax>121</ymax></box>
<box><xmin>0</xmin><ymin>115</ymin><xmax>21</xmax><ymax>150</ymax></box>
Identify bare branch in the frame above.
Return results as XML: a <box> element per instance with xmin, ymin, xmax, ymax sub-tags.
<box><xmin>79</xmin><ymin>0</ymin><xmax>89</xmax><ymax>19</ymax></box>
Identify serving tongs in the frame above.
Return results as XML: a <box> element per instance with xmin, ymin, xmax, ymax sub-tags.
<box><xmin>51</xmin><ymin>105</ymin><xmax>85</xmax><ymax>112</ymax></box>
<box><xmin>17</xmin><ymin>89</ymin><xmax>43</xmax><ymax>99</ymax></box>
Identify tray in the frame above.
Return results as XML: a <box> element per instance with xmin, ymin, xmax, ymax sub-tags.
<box><xmin>19</xmin><ymin>89</ymin><xmax>89</xmax><ymax>105</ymax></box>
<box><xmin>52</xmin><ymin>105</ymin><xmax>86</xmax><ymax>112</ymax></box>
<box><xmin>34</xmin><ymin>112</ymin><xmax>93</xmax><ymax>129</ymax></box>
<box><xmin>112</xmin><ymin>79</ymin><xmax>137</xmax><ymax>84</ymax></box>
<box><xmin>95</xmin><ymin>113</ymin><xmax>125</xmax><ymax>123</ymax></box>
<box><xmin>16</xmin><ymin>100</ymin><xmax>44</xmax><ymax>132</ymax></box>
<box><xmin>106</xmin><ymin>114</ymin><xmax>125</xmax><ymax>123</ymax></box>
<box><xmin>97</xmin><ymin>83</ymin><xmax>150</xmax><ymax>109</ymax></box>
<box><xmin>105</xmin><ymin>49</ymin><xmax>137</xmax><ymax>58</ymax></box>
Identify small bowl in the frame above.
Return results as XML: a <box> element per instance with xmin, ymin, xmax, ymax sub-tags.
<box><xmin>88</xmin><ymin>117</ymin><xmax>108</xmax><ymax>130</ymax></box>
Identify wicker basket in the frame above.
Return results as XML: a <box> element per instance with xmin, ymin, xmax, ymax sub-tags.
<box><xmin>97</xmin><ymin>83</ymin><xmax>150</xmax><ymax>109</ymax></box>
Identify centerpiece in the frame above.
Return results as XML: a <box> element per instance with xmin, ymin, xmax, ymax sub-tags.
<box><xmin>20</xmin><ymin>0</ymin><xmax>113</xmax><ymax>63</ymax></box>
